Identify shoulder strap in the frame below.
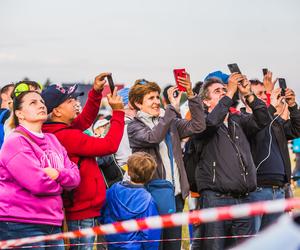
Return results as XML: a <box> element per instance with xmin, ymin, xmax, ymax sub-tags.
<box><xmin>14</xmin><ymin>130</ymin><xmax>37</xmax><ymax>145</ymax></box>
<box><xmin>14</xmin><ymin>129</ymin><xmax>52</xmax><ymax>166</ymax></box>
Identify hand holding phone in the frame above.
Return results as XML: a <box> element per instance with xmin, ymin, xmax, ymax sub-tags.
<box><xmin>278</xmin><ymin>78</ymin><xmax>287</xmax><ymax>96</ymax></box>
<box><xmin>228</xmin><ymin>63</ymin><xmax>245</xmax><ymax>86</ymax></box>
<box><xmin>107</xmin><ymin>74</ymin><xmax>115</xmax><ymax>93</ymax></box>
<box><xmin>173</xmin><ymin>68</ymin><xmax>187</xmax><ymax>92</ymax></box>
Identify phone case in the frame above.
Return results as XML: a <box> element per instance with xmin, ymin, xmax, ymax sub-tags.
<box><xmin>173</xmin><ymin>69</ymin><xmax>187</xmax><ymax>91</ymax></box>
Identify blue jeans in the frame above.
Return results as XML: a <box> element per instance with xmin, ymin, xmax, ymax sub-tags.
<box><xmin>192</xmin><ymin>190</ymin><xmax>256</xmax><ymax>250</ymax></box>
<box><xmin>67</xmin><ymin>218</ymin><xmax>97</xmax><ymax>250</ymax></box>
<box><xmin>0</xmin><ymin>222</ymin><xmax>64</xmax><ymax>249</ymax></box>
<box><xmin>249</xmin><ymin>187</ymin><xmax>285</xmax><ymax>232</ymax></box>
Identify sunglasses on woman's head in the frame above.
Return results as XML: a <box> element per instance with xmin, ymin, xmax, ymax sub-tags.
<box><xmin>14</xmin><ymin>82</ymin><xmax>43</xmax><ymax>97</ymax></box>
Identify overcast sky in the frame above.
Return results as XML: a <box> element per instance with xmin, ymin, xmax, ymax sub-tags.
<box><xmin>1</xmin><ymin>0</ymin><xmax>299</xmax><ymax>95</ymax></box>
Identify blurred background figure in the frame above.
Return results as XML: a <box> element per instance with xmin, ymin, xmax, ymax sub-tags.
<box><xmin>0</xmin><ymin>83</ymin><xmax>14</xmax><ymax>149</ymax></box>
<box><xmin>93</xmin><ymin>118</ymin><xmax>110</xmax><ymax>138</ymax></box>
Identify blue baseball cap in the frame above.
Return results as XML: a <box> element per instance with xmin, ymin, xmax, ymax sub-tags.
<box><xmin>118</xmin><ymin>87</ymin><xmax>130</xmax><ymax>106</ymax></box>
<box><xmin>204</xmin><ymin>71</ymin><xmax>229</xmax><ymax>84</ymax></box>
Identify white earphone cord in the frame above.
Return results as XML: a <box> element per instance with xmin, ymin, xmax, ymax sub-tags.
<box><xmin>256</xmin><ymin>102</ymin><xmax>287</xmax><ymax>170</ymax></box>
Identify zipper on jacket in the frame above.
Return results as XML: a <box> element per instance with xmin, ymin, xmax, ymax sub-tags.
<box><xmin>222</xmin><ymin>126</ymin><xmax>247</xmax><ymax>183</ymax></box>
<box><xmin>213</xmin><ymin>161</ymin><xmax>216</xmax><ymax>183</ymax></box>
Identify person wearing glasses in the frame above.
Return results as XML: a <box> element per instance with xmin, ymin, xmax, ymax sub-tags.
<box><xmin>127</xmin><ymin>76</ymin><xmax>206</xmax><ymax>250</ymax></box>
<box><xmin>0</xmin><ymin>89</ymin><xmax>80</xmax><ymax>249</ymax></box>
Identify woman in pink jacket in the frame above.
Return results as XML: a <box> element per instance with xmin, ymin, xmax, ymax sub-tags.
<box><xmin>0</xmin><ymin>89</ymin><xmax>80</xmax><ymax>249</ymax></box>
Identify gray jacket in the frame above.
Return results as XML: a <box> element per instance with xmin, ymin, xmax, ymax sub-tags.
<box><xmin>127</xmin><ymin>95</ymin><xmax>206</xmax><ymax>199</ymax></box>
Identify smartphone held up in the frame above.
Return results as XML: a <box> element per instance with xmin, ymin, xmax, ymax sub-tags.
<box><xmin>227</xmin><ymin>63</ymin><xmax>245</xmax><ymax>86</ymax></box>
<box><xmin>107</xmin><ymin>74</ymin><xmax>115</xmax><ymax>93</ymax></box>
<box><xmin>173</xmin><ymin>68</ymin><xmax>187</xmax><ymax>92</ymax></box>
<box><xmin>278</xmin><ymin>78</ymin><xmax>287</xmax><ymax>96</ymax></box>
<box><xmin>262</xmin><ymin>68</ymin><xmax>268</xmax><ymax>76</ymax></box>
<box><xmin>227</xmin><ymin>63</ymin><xmax>242</xmax><ymax>74</ymax></box>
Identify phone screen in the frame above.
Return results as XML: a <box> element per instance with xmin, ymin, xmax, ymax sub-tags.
<box><xmin>227</xmin><ymin>63</ymin><xmax>242</xmax><ymax>74</ymax></box>
<box><xmin>107</xmin><ymin>74</ymin><xmax>115</xmax><ymax>93</ymax></box>
<box><xmin>173</xmin><ymin>68</ymin><xmax>187</xmax><ymax>91</ymax></box>
<box><xmin>278</xmin><ymin>78</ymin><xmax>287</xmax><ymax>96</ymax></box>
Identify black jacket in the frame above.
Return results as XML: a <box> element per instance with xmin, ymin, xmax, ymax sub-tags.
<box><xmin>194</xmin><ymin>95</ymin><xmax>270</xmax><ymax>194</ymax></box>
<box><xmin>246</xmin><ymin>104</ymin><xmax>300</xmax><ymax>184</ymax></box>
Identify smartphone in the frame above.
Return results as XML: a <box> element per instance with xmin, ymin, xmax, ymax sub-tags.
<box><xmin>173</xmin><ymin>68</ymin><xmax>187</xmax><ymax>92</ymax></box>
<box><xmin>107</xmin><ymin>74</ymin><xmax>115</xmax><ymax>93</ymax></box>
<box><xmin>227</xmin><ymin>63</ymin><xmax>242</xmax><ymax>74</ymax></box>
<box><xmin>262</xmin><ymin>68</ymin><xmax>268</xmax><ymax>76</ymax></box>
<box><xmin>278</xmin><ymin>78</ymin><xmax>287</xmax><ymax>96</ymax></box>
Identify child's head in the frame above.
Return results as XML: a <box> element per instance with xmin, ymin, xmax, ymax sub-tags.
<box><xmin>127</xmin><ymin>152</ymin><xmax>157</xmax><ymax>184</ymax></box>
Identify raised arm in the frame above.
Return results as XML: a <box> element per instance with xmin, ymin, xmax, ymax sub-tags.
<box><xmin>170</xmin><ymin>73</ymin><xmax>206</xmax><ymax>138</ymax></box>
<box><xmin>71</xmin><ymin>72</ymin><xmax>110</xmax><ymax>130</ymax></box>
<box><xmin>282</xmin><ymin>88</ymin><xmax>300</xmax><ymax>140</ymax></box>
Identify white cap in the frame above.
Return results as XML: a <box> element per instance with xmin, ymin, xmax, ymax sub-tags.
<box><xmin>93</xmin><ymin>119</ymin><xmax>110</xmax><ymax>131</ymax></box>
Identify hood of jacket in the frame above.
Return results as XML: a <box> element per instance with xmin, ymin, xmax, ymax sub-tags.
<box><xmin>106</xmin><ymin>182</ymin><xmax>152</xmax><ymax>220</ymax></box>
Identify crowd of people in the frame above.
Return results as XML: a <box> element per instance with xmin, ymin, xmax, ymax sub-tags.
<box><xmin>0</xmin><ymin>67</ymin><xmax>299</xmax><ymax>250</ymax></box>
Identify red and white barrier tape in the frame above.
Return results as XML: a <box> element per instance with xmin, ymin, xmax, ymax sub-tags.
<box><xmin>5</xmin><ymin>235</ymin><xmax>257</xmax><ymax>249</ymax></box>
<box><xmin>0</xmin><ymin>198</ymin><xmax>299</xmax><ymax>249</ymax></box>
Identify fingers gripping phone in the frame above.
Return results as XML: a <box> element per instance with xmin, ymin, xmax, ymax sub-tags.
<box><xmin>173</xmin><ymin>68</ymin><xmax>187</xmax><ymax>92</ymax></box>
<box><xmin>227</xmin><ymin>63</ymin><xmax>244</xmax><ymax>86</ymax></box>
<box><xmin>227</xmin><ymin>63</ymin><xmax>242</xmax><ymax>74</ymax></box>
<box><xmin>107</xmin><ymin>74</ymin><xmax>115</xmax><ymax>93</ymax></box>
<box><xmin>278</xmin><ymin>78</ymin><xmax>287</xmax><ymax>96</ymax></box>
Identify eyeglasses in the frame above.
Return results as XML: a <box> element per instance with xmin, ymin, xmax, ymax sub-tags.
<box><xmin>14</xmin><ymin>82</ymin><xmax>43</xmax><ymax>97</ymax></box>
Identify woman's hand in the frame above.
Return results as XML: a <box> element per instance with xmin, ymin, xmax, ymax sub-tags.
<box><xmin>43</xmin><ymin>167</ymin><xmax>59</xmax><ymax>180</ymax></box>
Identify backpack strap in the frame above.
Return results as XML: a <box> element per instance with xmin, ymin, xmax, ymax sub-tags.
<box><xmin>14</xmin><ymin>129</ymin><xmax>37</xmax><ymax>145</ymax></box>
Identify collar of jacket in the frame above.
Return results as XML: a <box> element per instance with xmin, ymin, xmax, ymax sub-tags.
<box><xmin>136</xmin><ymin>110</ymin><xmax>160</xmax><ymax>129</ymax></box>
